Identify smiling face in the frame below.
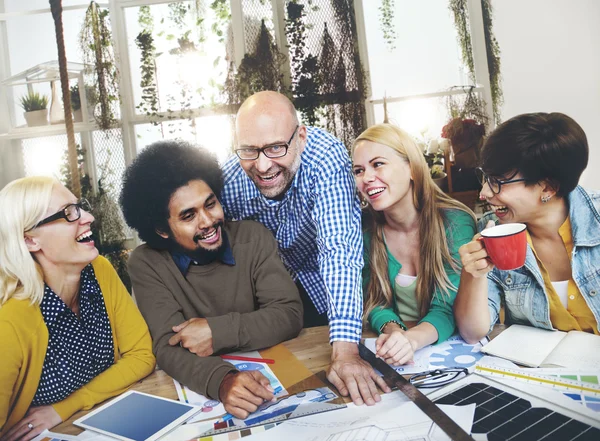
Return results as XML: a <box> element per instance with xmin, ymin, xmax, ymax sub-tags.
<box><xmin>480</xmin><ymin>171</ymin><xmax>545</xmax><ymax>224</ymax></box>
<box><xmin>26</xmin><ymin>184</ymin><xmax>98</xmax><ymax>270</ymax></box>
<box><xmin>352</xmin><ymin>140</ymin><xmax>413</xmax><ymax>213</ymax></box>
<box><xmin>236</xmin><ymin>93</ymin><xmax>306</xmax><ymax>199</ymax></box>
<box><xmin>159</xmin><ymin>179</ymin><xmax>225</xmax><ymax>254</ymax></box>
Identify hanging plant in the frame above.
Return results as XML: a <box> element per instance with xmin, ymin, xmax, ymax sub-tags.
<box><xmin>79</xmin><ymin>1</ymin><xmax>119</xmax><ymax>130</ymax></box>
<box><xmin>286</xmin><ymin>1</ymin><xmax>320</xmax><ymax>125</ymax></box>
<box><xmin>224</xmin><ymin>20</ymin><xmax>286</xmax><ymax>107</ymax></box>
<box><xmin>448</xmin><ymin>0</ymin><xmax>475</xmax><ymax>83</ymax></box>
<box><xmin>449</xmin><ymin>0</ymin><xmax>503</xmax><ymax>123</ymax></box>
<box><xmin>317</xmin><ymin>24</ymin><xmax>338</xmax><ymax>134</ymax></box>
<box><xmin>209</xmin><ymin>0</ymin><xmax>230</xmax><ymax>44</ymax></box>
<box><xmin>442</xmin><ymin>86</ymin><xmax>488</xmax><ymax>174</ymax></box>
<box><xmin>135</xmin><ymin>31</ymin><xmax>161</xmax><ymax>122</ymax></box>
<box><xmin>327</xmin><ymin>0</ymin><xmax>368</xmax><ymax>147</ymax></box>
<box><xmin>481</xmin><ymin>0</ymin><xmax>503</xmax><ymax>122</ymax></box>
<box><xmin>379</xmin><ymin>0</ymin><xmax>396</xmax><ymax>52</ymax></box>
<box><xmin>168</xmin><ymin>1</ymin><xmax>189</xmax><ymax>28</ymax></box>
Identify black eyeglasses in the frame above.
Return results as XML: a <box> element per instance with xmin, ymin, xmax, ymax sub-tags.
<box><xmin>30</xmin><ymin>198</ymin><xmax>92</xmax><ymax>230</ymax></box>
<box><xmin>409</xmin><ymin>368</ymin><xmax>468</xmax><ymax>388</ymax></box>
<box><xmin>475</xmin><ymin>167</ymin><xmax>527</xmax><ymax>195</ymax></box>
<box><xmin>235</xmin><ymin>125</ymin><xmax>299</xmax><ymax>160</ymax></box>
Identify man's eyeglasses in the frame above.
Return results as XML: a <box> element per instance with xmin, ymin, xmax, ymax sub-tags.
<box><xmin>29</xmin><ymin>198</ymin><xmax>92</xmax><ymax>230</ymax></box>
<box><xmin>235</xmin><ymin>125</ymin><xmax>299</xmax><ymax>160</ymax></box>
<box><xmin>409</xmin><ymin>368</ymin><xmax>468</xmax><ymax>388</ymax></box>
<box><xmin>475</xmin><ymin>167</ymin><xmax>527</xmax><ymax>195</ymax></box>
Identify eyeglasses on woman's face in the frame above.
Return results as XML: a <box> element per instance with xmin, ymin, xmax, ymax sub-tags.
<box><xmin>29</xmin><ymin>198</ymin><xmax>92</xmax><ymax>230</ymax></box>
<box><xmin>475</xmin><ymin>168</ymin><xmax>527</xmax><ymax>195</ymax></box>
<box><xmin>234</xmin><ymin>125</ymin><xmax>299</xmax><ymax>160</ymax></box>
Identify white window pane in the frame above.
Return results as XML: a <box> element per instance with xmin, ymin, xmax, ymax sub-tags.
<box><xmin>135</xmin><ymin>114</ymin><xmax>233</xmax><ymax>164</ymax></box>
<box><xmin>373</xmin><ymin>97</ymin><xmax>449</xmax><ymax>141</ymax></box>
<box><xmin>363</xmin><ymin>0</ymin><xmax>470</xmax><ymax>98</ymax></box>
<box><xmin>3</xmin><ymin>0</ymin><xmax>88</xmax><ymax>14</ymax></box>
<box><xmin>22</xmin><ymin>133</ymin><xmax>81</xmax><ymax>178</ymax></box>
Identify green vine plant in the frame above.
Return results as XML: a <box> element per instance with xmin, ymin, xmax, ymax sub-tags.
<box><xmin>135</xmin><ymin>6</ymin><xmax>161</xmax><ymax>124</ymax></box>
<box><xmin>448</xmin><ymin>0</ymin><xmax>475</xmax><ymax>84</ymax></box>
<box><xmin>379</xmin><ymin>0</ymin><xmax>397</xmax><ymax>52</ymax></box>
<box><xmin>449</xmin><ymin>0</ymin><xmax>503</xmax><ymax>123</ymax></box>
<box><xmin>79</xmin><ymin>1</ymin><xmax>120</xmax><ymax>131</ymax></box>
<box><xmin>286</xmin><ymin>1</ymin><xmax>319</xmax><ymax>126</ymax></box>
<box><xmin>481</xmin><ymin>0</ymin><xmax>503</xmax><ymax>122</ymax></box>
<box><xmin>210</xmin><ymin>0</ymin><xmax>230</xmax><ymax>44</ymax></box>
<box><xmin>135</xmin><ymin>31</ymin><xmax>161</xmax><ymax>124</ymax></box>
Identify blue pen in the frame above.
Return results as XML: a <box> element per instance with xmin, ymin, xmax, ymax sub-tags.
<box><xmin>219</xmin><ymin>413</ymin><xmax>234</xmax><ymax>423</ymax></box>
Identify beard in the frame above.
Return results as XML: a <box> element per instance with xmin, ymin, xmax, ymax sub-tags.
<box><xmin>169</xmin><ymin>221</ymin><xmax>227</xmax><ymax>264</ymax></box>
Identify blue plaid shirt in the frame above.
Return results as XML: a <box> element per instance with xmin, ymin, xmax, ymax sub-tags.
<box><xmin>221</xmin><ymin>126</ymin><xmax>363</xmax><ymax>343</ymax></box>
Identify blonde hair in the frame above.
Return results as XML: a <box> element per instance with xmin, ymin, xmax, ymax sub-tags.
<box><xmin>353</xmin><ymin>124</ymin><xmax>475</xmax><ymax>321</ymax></box>
<box><xmin>0</xmin><ymin>176</ymin><xmax>56</xmax><ymax>306</ymax></box>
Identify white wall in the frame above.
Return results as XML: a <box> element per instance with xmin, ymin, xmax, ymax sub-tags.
<box><xmin>492</xmin><ymin>0</ymin><xmax>600</xmax><ymax>189</ymax></box>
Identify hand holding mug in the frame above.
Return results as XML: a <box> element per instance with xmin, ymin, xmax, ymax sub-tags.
<box><xmin>459</xmin><ymin>220</ymin><xmax>496</xmax><ymax>278</ymax></box>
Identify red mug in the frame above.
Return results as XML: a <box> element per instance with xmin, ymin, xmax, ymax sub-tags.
<box><xmin>480</xmin><ymin>223</ymin><xmax>527</xmax><ymax>271</ymax></box>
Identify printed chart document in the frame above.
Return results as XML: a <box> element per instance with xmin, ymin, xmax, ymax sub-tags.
<box><xmin>365</xmin><ymin>334</ymin><xmax>485</xmax><ymax>374</ymax></box>
<box><xmin>174</xmin><ymin>350</ymin><xmax>286</xmax><ymax>423</ymax></box>
<box><xmin>246</xmin><ymin>392</ymin><xmax>475</xmax><ymax>441</ymax></box>
<box><xmin>480</xmin><ymin>324</ymin><xmax>600</xmax><ymax>368</ymax></box>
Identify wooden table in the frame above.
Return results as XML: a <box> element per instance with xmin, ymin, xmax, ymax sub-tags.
<box><xmin>54</xmin><ymin>325</ymin><xmax>505</xmax><ymax>435</ymax></box>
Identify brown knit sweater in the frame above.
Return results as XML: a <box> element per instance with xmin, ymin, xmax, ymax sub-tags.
<box><xmin>128</xmin><ymin>220</ymin><xmax>303</xmax><ymax>400</ymax></box>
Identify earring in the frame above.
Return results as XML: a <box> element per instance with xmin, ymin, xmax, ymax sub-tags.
<box><xmin>479</xmin><ymin>193</ymin><xmax>486</xmax><ymax>201</ymax></box>
<box><xmin>360</xmin><ymin>197</ymin><xmax>369</xmax><ymax>209</ymax></box>
<box><xmin>541</xmin><ymin>195</ymin><xmax>551</xmax><ymax>203</ymax></box>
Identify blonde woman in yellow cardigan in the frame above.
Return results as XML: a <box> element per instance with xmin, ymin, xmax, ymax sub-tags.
<box><xmin>0</xmin><ymin>177</ymin><xmax>155</xmax><ymax>441</ymax></box>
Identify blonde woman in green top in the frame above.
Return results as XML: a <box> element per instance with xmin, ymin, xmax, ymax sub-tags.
<box><xmin>352</xmin><ymin>124</ymin><xmax>476</xmax><ymax>366</ymax></box>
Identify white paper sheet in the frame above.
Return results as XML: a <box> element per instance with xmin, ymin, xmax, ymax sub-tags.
<box><xmin>245</xmin><ymin>396</ymin><xmax>475</xmax><ymax>441</ymax></box>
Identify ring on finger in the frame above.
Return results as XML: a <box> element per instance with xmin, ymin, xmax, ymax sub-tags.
<box><xmin>27</xmin><ymin>423</ymin><xmax>34</xmax><ymax>430</ymax></box>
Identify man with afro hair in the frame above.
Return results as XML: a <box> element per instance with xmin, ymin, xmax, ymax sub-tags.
<box><xmin>120</xmin><ymin>140</ymin><xmax>303</xmax><ymax>419</ymax></box>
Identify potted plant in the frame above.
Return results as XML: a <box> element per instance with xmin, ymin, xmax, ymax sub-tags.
<box><xmin>71</xmin><ymin>84</ymin><xmax>82</xmax><ymax>122</ymax></box>
<box><xmin>20</xmin><ymin>91</ymin><xmax>49</xmax><ymax>127</ymax></box>
<box><xmin>425</xmin><ymin>147</ymin><xmax>448</xmax><ymax>191</ymax></box>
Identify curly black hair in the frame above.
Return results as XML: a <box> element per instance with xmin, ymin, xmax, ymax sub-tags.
<box><xmin>120</xmin><ymin>140</ymin><xmax>224</xmax><ymax>249</ymax></box>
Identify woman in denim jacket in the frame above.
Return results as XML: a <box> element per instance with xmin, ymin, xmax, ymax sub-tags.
<box><xmin>455</xmin><ymin>112</ymin><xmax>600</xmax><ymax>343</ymax></box>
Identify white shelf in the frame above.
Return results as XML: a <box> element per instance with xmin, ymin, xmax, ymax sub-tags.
<box><xmin>0</xmin><ymin>121</ymin><xmax>99</xmax><ymax>140</ymax></box>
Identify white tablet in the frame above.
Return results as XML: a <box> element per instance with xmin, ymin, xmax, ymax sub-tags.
<box><xmin>74</xmin><ymin>391</ymin><xmax>200</xmax><ymax>441</ymax></box>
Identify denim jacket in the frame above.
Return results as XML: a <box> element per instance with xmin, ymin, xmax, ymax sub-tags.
<box><xmin>479</xmin><ymin>186</ymin><xmax>600</xmax><ymax>331</ymax></box>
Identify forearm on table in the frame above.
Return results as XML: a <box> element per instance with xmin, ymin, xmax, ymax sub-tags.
<box><xmin>403</xmin><ymin>322</ymin><xmax>439</xmax><ymax>350</ymax></box>
<box><xmin>454</xmin><ymin>270</ymin><xmax>491</xmax><ymax>343</ymax></box>
<box><xmin>155</xmin><ymin>335</ymin><xmax>235</xmax><ymax>399</ymax></box>
<box><xmin>208</xmin><ymin>299</ymin><xmax>303</xmax><ymax>353</ymax></box>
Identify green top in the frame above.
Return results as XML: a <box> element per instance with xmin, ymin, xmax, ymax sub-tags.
<box><xmin>363</xmin><ymin>208</ymin><xmax>476</xmax><ymax>344</ymax></box>
<box><xmin>394</xmin><ymin>276</ymin><xmax>419</xmax><ymax>322</ymax></box>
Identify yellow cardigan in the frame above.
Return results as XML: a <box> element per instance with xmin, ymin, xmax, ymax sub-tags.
<box><xmin>0</xmin><ymin>256</ymin><xmax>156</xmax><ymax>434</ymax></box>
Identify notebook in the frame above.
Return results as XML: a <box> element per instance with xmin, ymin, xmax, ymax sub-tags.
<box><xmin>480</xmin><ymin>324</ymin><xmax>600</xmax><ymax>368</ymax></box>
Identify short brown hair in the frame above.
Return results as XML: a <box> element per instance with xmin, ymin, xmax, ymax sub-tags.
<box><xmin>481</xmin><ymin>112</ymin><xmax>588</xmax><ymax>197</ymax></box>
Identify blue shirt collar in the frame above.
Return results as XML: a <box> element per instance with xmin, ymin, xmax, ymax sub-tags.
<box><xmin>171</xmin><ymin>230</ymin><xmax>235</xmax><ymax>274</ymax></box>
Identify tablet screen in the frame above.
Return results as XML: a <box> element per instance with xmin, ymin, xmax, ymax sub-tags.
<box><xmin>75</xmin><ymin>391</ymin><xmax>198</xmax><ymax>441</ymax></box>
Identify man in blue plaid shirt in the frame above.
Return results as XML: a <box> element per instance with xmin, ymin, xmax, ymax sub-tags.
<box><xmin>221</xmin><ymin>91</ymin><xmax>390</xmax><ymax>406</ymax></box>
